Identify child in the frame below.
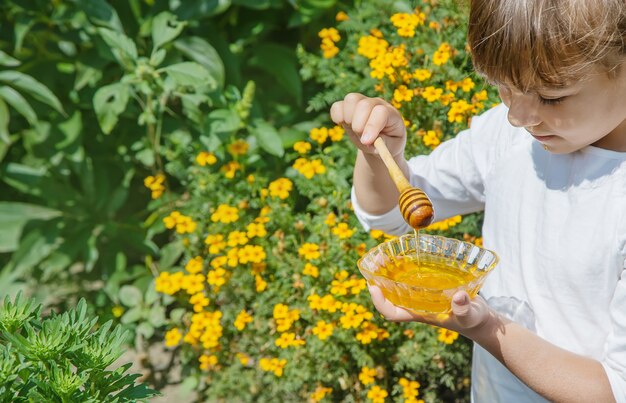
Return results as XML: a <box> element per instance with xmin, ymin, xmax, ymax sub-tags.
<box><xmin>330</xmin><ymin>0</ymin><xmax>626</xmax><ymax>401</ymax></box>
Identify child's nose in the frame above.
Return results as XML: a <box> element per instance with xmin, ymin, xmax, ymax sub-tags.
<box><xmin>507</xmin><ymin>93</ymin><xmax>541</xmax><ymax>128</ymax></box>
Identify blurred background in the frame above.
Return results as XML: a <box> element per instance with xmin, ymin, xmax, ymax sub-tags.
<box><xmin>0</xmin><ymin>0</ymin><xmax>499</xmax><ymax>401</ymax></box>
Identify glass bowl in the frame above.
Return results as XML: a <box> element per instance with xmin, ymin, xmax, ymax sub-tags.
<box><xmin>357</xmin><ymin>233</ymin><xmax>499</xmax><ymax>315</ymax></box>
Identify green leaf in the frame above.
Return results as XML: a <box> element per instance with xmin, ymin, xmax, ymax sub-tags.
<box><xmin>151</xmin><ymin>12</ymin><xmax>186</xmax><ymax>50</ymax></box>
<box><xmin>204</xmin><ymin>108</ymin><xmax>241</xmax><ymax>140</ymax></box>
<box><xmin>0</xmin><ymin>50</ymin><xmax>20</xmax><ymax>67</ymax></box>
<box><xmin>118</xmin><ymin>285</ymin><xmax>143</xmax><ymax>307</ymax></box>
<box><xmin>0</xmin><ymin>202</ymin><xmax>62</xmax><ymax>253</ymax></box>
<box><xmin>232</xmin><ymin>0</ymin><xmax>273</xmax><ymax>8</ymax></box>
<box><xmin>159</xmin><ymin>240</ymin><xmax>184</xmax><ymax>269</ymax></box>
<box><xmin>0</xmin><ymin>71</ymin><xmax>64</xmax><ymax>114</ymax></box>
<box><xmin>79</xmin><ymin>0</ymin><xmax>124</xmax><ymax>31</ymax></box>
<box><xmin>93</xmin><ymin>82</ymin><xmax>130</xmax><ymax>134</ymax></box>
<box><xmin>173</xmin><ymin>36</ymin><xmax>225</xmax><ymax>88</ymax></box>
<box><xmin>136</xmin><ymin>322</ymin><xmax>154</xmax><ymax>339</ymax></box>
<box><xmin>0</xmin><ymin>221</ymin><xmax>62</xmax><ymax>292</ymax></box>
<box><xmin>248</xmin><ymin>43</ymin><xmax>302</xmax><ymax>104</ymax></box>
<box><xmin>251</xmin><ymin>119</ymin><xmax>284</xmax><ymax>157</ymax></box>
<box><xmin>0</xmin><ymin>85</ymin><xmax>37</xmax><ymax>125</ymax></box>
<box><xmin>97</xmin><ymin>28</ymin><xmax>138</xmax><ymax>68</ymax></box>
<box><xmin>162</xmin><ymin>62</ymin><xmax>217</xmax><ymax>90</ymax></box>
<box><xmin>0</xmin><ymin>98</ymin><xmax>9</xmax><ymax>145</ymax></box>
<box><xmin>120</xmin><ymin>307</ymin><xmax>142</xmax><ymax>324</ymax></box>
<box><xmin>170</xmin><ymin>0</ymin><xmax>232</xmax><ymax>20</ymax></box>
<box><xmin>147</xmin><ymin>305</ymin><xmax>165</xmax><ymax>327</ymax></box>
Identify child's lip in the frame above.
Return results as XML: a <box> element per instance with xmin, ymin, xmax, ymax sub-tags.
<box><xmin>532</xmin><ymin>134</ymin><xmax>556</xmax><ymax>141</ymax></box>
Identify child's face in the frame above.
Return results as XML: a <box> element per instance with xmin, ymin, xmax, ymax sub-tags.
<box><xmin>497</xmin><ymin>65</ymin><xmax>626</xmax><ymax>153</ymax></box>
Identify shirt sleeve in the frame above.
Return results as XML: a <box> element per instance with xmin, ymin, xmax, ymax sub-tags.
<box><xmin>602</xmin><ymin>252</ymin><xmax>626</xmax><ymax>402</ymax></box>
<box><xmin>352</xmin><ymin>104</ymin><xmax>514</xmax><ymax>235</ymax></box>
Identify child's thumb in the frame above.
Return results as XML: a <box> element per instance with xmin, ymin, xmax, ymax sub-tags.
<box><xmin>451</xmin><ymin>291</ymin><xmax>471</xmax><ymax>316</ymax></box>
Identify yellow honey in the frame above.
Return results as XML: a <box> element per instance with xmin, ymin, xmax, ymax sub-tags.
<box><xmin>375</xmin><ymin>254</ymin><xmax>480</xmax><ymax>314</ymax></box>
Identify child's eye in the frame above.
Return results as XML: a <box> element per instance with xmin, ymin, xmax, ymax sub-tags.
<box><xmin>538</xmin><ymin>96</ymin><xmax>566</xmax><ymax>105</ymax></box>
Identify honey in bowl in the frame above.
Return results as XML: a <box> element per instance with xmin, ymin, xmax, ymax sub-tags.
<box><xmin>357</xmin><ymin>233</ymin><xmax>499</xmax><ymax>315</ymax></box>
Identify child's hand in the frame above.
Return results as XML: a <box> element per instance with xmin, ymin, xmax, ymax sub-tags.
<box><xmin>330</xmin><ymin>93</ymin><xmax>407</xmax><ymax>158</ymax></box>
<box><xmin>367</xmin><ymin>285</ymin><xmax>493</xmax><ymax>336</ymax></box>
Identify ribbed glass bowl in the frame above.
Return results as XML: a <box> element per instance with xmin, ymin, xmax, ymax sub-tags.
<box><xmin>357</xmin><ymin>233</ymin><xmax>499</xmax><ymax>315</ymax></box>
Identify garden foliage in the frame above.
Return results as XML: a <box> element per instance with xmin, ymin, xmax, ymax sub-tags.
<box><xmin>0</xmin><ymin>292</ymin><xmax>157</xmax><ymax>402</ymax></box>
<box><xmin>0</xmin><ymin>0</ymin><xmax>500</xmax><ymax>401</ymax></box>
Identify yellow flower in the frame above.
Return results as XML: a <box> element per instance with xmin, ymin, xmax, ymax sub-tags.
<box><xmin>189</xmin><ymin>292</ymin><xmax>209</xmax><ymax>312</ymax></box>
<box><xmin>221</xmin><ymin>161</ymin><xmax>241</xmax><ymax>179</ymax></box>
<box><xmin>298</xmin><ymin>243</ymin><xmax>320</xmax><ymax>260</ymax></box>
<box><xmin>246</xmin><ymin>222</ymin><xmax>267</xmax><ymax>238</ymax></box>
<box><xmin>255</xmin><ymin>274</ymin><xmax>267</xmax><ymax>292</ymax></box>
<box><xmin>234</xmin><ymin>310</ymin><xmax>253</xmax><ymax>331</ymax></box>
<box><xmin>164</xmin><ymin>328</ymin><xmax>182</xmax><ymax>347</ymax></box>
<box><xmin>321</xmin><ymin>39</ymin><xmax>339</xmax><ymax>58</ymax></box>
<box><xmin>448</xmin><ymin>99</ymin><xmax>474</xmax><ymax>123</ymax></box>
<box><xmin>318</xmin><ymin>27</ymin><xmax>340</xmax><ymax>42</ymax></box>
<box><xmin>325</xmin><ymin>213</ymin><xmax>337</xmax><ymax>226</ymax></box>
<box><xmin>393</xmin><ymin>85</ymin><xmax>413</xmax><ymax>103</ymax></box>
<box><xmin>111</xmin><ymin>305</ymin><xmax>124</xmax><ymax>318</ymax></box>
<box><xmin>312</xmin><ymin>320</ymin><xmax>334</xmax><ymax>340</ymax></box>
<box><xmin>237</xmin><ymin>352</ymin><xmax>252</xmax><ymax>366</ymax></box>
<box><xmin>163</xmin><ymin>211</ymin><xmax>197</xmax><ymax>234</ymax></box>
<box><xmin>199</xmin><ymin>354</ymin><xmax>218</xmax><ymax>370</ymax></box>
<box><xmin>309</xmin><ymin>127</ymin><xmax>329</xmax><ymax>144</ymax></box>
<box><xmin>357</xmin><ymin>35</ymin><xmax>389</xmax><ymax>59</ymax></box>
<box><xmin>185</xmin><ymin>256</ymin><xmax>204</xmax><ymax>274</ymax></box>
<box><xmin>275</xmin><ymin>332</ymin><xmax>305</xmax><ymax>348</ymax></box>
<box><xmin>268</xmin><ymin>178</ymin><xmax>293</xmax><ymax>199</ymax></box>
<box><xmin>422</xmin><ymin>130</ymin><xmax>441</xmax><ymax>148</ymax></box>
<box><xmin>293</xmin><ymin>141</ymin><xmax>312</xmax><ymax>154</ymax></box>
<box><xmin>359</xmin><ymin>366</ymin><xmax>376</xmax><ymax>385</ymax></box>
<box><xmin>433</xmin><ymin>42</ymin><xmax>452</xmax><ymax>66</ymax></box>
<box><xmin>210</xmin><ymin>204</ymin><xmax>239</xmax><ymax>223</ymax></box>
<box><xmin>238</xmin><ymin>245</ymin><xmax>266</xmax><ymax>264</ymax></box>
<box><xmin>367</xmin><ymin>386</ymin><xmax>388</xmax><ymax>403</ymax></box>
<box><xmin>181</xmin><ymin>273</ymin><xmax>206</xmax><ymax>295</ymax></box>
<box><xmin>473</xmin><ymin>89</ymin><xmax>488</xmax><ymax>102</ymax></box>
<box><xmin>207</xmin><ymin>267</ymin><xmax>227</xmax><ymax>288</ymax></box>
<box><xmin>356</xmin><ymin>322</ymin><xmax>379</xmax><ymax>344</ymax></box>
<box><xmin>332</xmin><ymin>223</ymin><xmax>355</xmax><ymax>239</ymax></box>
<box><xmin>155</xmin><ymin>271</ymin><xmax>184</xmax><ymax>295</ymax></box>
<box><xmin>399</xmin><ymin>377</ymin><xmax>421</xmax><ymax>399</ymax></box>
<box><xmin>303</xmin><ymin>263</ymin><xmax>319</xmax><ymax>278</ymax></box>
<box><xmin>143</xmin><ymin>173</ymin><xmax>165</xmax><ymax>199</ymax></box>
<box><xmin>422</xmin><ymin>86</ymin><xmax>443</xmax><ymax>103</ymax></box>
<box><xmin>196</xmin><ymin>151</ymin><xmax>217</xmax><ymax>166</ymax></box>
<box><xmin>310</xmin><ymin>386</ymin><xmax>333</xmax><ymax>402</ymax></box>
<box><xmin>335</xmin><ymin>11</ymin><xmax>349</xmax><ymax>21</ymax></box>
<box><xmin>227</xmin><ymin>230</ymin><xmax>249</xmax><ymax>247</ymax></box>
<box><xmin>228</xmin><ymin>139</ymin><xmax>249</xmax><ymax>156</ymax></box>
<box><xmin>259</xmin><ymin>357</ymin><xmax>287</xmax><ymax>377</ymax></box>
<box><xmin>425</xmin><ymin>215</ymin><xmax>462</xmax><ymax>231</ymax></box>
<box><xmin>460</xmin><ymin>77</ymin><xmax>475</xmax><ymax>92</ymax></box>
<box><xmin>328</xmin><ymin>125</ymin><xmax>344</xmax><ymax>141</ymax></box>
<box><xmin>413</xmin><ymin>68</ymin><xmax>432</xmax><ymax>82</ymax></box>
<box><xmin>205</xmin><ymin>234</ymin><xmax>226</xmax><ymax>254</ymax></box>
<box><xmin>438</xmin><ymin>328</ymin><xmax>459</xmax><ymax>344</ymax></box>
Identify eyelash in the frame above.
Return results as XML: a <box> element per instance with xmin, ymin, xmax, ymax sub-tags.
<box><xmin>539</xmin><ymin>96</ymin><xmax>566</xmax><ymax>105</ymax></box>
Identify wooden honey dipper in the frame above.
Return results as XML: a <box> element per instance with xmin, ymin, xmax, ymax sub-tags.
<box><xmin>373</xmin><ymin>137</ymin><xmax>435</xmax><ymax>230</ymax></box>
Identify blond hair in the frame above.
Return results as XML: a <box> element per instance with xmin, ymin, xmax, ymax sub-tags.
<box><xmin>467</xmin><ymin>0</ymin><xmax>626</xmax><ymax>91</ymax></box>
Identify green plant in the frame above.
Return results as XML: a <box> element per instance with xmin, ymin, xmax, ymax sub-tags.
<box><xmin>0</xmin><ymin>292</ymin><xmax>158</xmax><ymax>402</ymax></box>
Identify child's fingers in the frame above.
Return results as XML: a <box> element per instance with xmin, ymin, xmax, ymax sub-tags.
<box><xmin>360</xmin><ymin>104</ymin><xmax>391</xmax><ymax>145</ymax></box>
<box><xmin>368</xmin><ymin>285</ymin><xmax>420</xmax><ymax>322</ymax></box>
<box><xmin>340</xmin><ymin>93</ymin><xmax>366</xmax><ymax>125</ymax></box>
<box><xmin>329</xmin><ymin>100</ymin><xmax>344</xmax><ymax>125</ymax></box>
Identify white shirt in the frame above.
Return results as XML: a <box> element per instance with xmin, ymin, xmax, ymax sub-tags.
<box><xmin>352</xmin><ymin>104</ymin><xmax>626</xmax><ymax>402</ymax></box>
